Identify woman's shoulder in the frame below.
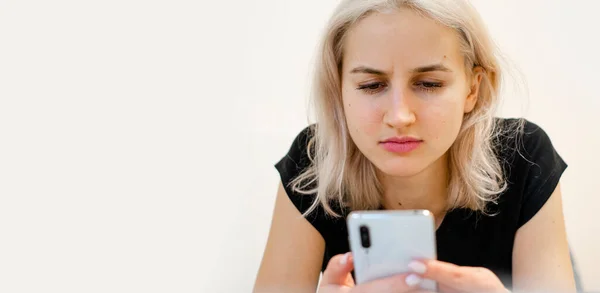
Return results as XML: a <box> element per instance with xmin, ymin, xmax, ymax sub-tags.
<box><xmin>493</xmin><ymin>117</ymin><xmax>567</xmax><ymax>227</ymax></box>
<box><xmin>494</xmin><ymin>117</ymin><xmax>565</xmax><ymax>167</ymax></box>
<box><xmin>274</xmin><ymin>124</ymin><xmax>318</xmax><ymax>198</ymax></box>
<box><xmin>274</xmin><ymin>124</ymin><xmax>336</xmax><ymax>237</ymax></box>
<box><xmin>274</xmin><ymin>124</ymin><xmax>316</xmax><ymax>180</ymax></box>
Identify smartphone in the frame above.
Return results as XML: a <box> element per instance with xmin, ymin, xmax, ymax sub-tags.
<box><xmin>346</xmin><ymin>210</ymin><xmax>437</xmax><ymax>291</ymax></box>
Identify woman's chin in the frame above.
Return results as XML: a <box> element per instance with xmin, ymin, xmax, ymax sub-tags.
<box><xmin>375</xmin><ymin>162</ymin><xmax>427</xmax><ymax>178</ymax></box>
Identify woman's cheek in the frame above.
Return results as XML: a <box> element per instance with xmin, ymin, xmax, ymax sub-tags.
<box><xmin>346</xmin><ymin>100</ymin><xmax>383</xmax><ymax>132</ymax></box>
<box><xmin>420</xmin><ymin>101</ymin><xmax>464</xmax><ymax>145</ymax></box>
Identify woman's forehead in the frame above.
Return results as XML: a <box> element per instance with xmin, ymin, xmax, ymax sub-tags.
<box><xmin>342</xmin><ymin>9</ymin><xmax>464</xmax><ymax>73</ymax></box>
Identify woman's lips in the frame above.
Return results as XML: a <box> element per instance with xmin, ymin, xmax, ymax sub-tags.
<box><xmin>379</xmin><ymin>137</ymin><xmax>423</xmax><ymax>153</ymax></box>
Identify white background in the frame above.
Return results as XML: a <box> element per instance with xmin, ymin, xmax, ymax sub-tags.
<box><xmin>0</xmin><ymin>0</ymin><xmax>598</xmax><ymax>292</ymax></box>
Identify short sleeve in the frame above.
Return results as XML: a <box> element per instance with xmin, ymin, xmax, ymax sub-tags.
<box><xmin>274</xmin><ymin>125</ymin><xmax>329</xmax><ymax>233</ymax></box>
<box><xmin>517</xmin><ymin>121</ymin><xmax>568</xmax><ymax>227</ymax></box>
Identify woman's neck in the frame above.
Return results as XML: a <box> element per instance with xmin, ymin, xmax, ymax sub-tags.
<box><xmin>380</xmin><ymin>154</ymin><xmax>449</xmax><ymax>221</ymax></box>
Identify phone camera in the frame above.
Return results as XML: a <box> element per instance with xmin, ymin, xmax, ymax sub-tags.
<box><xmin>359</xmin><ymin>225</ymin><xmax>371</xmax><ymax>248</ymax></box>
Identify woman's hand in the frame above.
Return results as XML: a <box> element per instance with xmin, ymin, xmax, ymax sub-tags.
<box><xmin>319</xmin><ymin>253</ymin><xmax>426</xmax><ymax>293</ymax></box>
<box><xmin>319</xmin><ymin>254</ymin><xmax>508</xmax><ymax>293</ymax></box>
<box><xmin>407</xmin><ymin>259</ymin><xmax>508</xmax><ymax>293</ymax></box>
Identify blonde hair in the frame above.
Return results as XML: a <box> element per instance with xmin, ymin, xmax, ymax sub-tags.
<box><xmin>291</xmin><ymin>0</ymin><xmax>515</xmax><ymax>217</ymax></box>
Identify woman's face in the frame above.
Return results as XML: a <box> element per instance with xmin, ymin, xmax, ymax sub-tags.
<box><xmin>341</xmin><ymin>8</ymin><xmax>482</xmax><ymax>177</ymax></box>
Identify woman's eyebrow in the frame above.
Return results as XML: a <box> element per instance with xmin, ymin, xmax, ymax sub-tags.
<box><xmin>349</xmin><ymin>66</ymin><xmax>386</xmax><ymax>75</ymax></box>
<box><xmin>412</xmin><ymin>63</ymin><xmax>452</xmax><ymax>73</ymax></box>
<box><xmin>349</xmin><ymin>63</ymin><xmax>452</xmax><ymax>75</ymax></box>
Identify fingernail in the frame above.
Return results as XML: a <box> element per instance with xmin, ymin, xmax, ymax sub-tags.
<box><xmin>405</xmin><ymin>274</ymin><xmax>422</xmax><ymax>287</ymax></box>
<box><xmin>340</xmin><ymin>253</ymin><xmax>350</xmax><ymax>265</ymax></box>
<box><xmin>408</xmin><ymin>260</ymin><xmax>427</xmax><ymax>274</ymax></box>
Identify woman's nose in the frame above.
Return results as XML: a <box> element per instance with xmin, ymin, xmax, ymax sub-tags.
<box><xmin>383</xmin><ymin>88</ymin><xmax>416</xmax><ymax>128</ymax></box>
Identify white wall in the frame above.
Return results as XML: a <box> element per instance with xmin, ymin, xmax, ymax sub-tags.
<box><xmin>0</xmin><ymin>0</ymin><xmax>597</xmax><ymax>292</ymax></box>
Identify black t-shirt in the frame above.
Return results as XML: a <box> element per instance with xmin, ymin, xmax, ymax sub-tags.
<box><xmin>274</xmin><ymin>118</ymin><xmax>567</xmax><ymax>288</ymax></box>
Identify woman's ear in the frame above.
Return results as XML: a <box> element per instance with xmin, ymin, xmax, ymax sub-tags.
<box><xmin>464</xmin><ymin>66</ymin><xmax>484</xmax><ymax>113</ymax></box>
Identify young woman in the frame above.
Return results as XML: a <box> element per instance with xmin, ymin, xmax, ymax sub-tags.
<box><xmin>254</xmin><ymin>0</ymin><xmax>576</xmax><ymax>292</ymax></box>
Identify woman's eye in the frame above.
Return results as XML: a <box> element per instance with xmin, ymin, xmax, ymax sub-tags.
<box><xmin>415</xmin><ymin>81</ymin><xmax>443</xmax><ymax>92</ymax></box>
<box><xmin>357</xmin><ymin>82</ymin><xmax>386</xmax><ymax>94</ymax></box>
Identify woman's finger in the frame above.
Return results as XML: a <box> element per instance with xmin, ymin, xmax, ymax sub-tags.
<box><xmin>320</xmin><ymin>253</ymin><xmax>355</xmax><ymax>287</ymax></box>
<box><xmin>352</xmin><ymin>273</ymin><xmax>424</xmax><ymax>293</ymax></box>
<box><xmin>412</xmin><ymin>259</ymin><xmax>505</xmax><ymax>293</ymax></box>
<box><xmin>418</xmin><ymin>259</ymin><xmax>466</xmax><ymax>284</ymax></box>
